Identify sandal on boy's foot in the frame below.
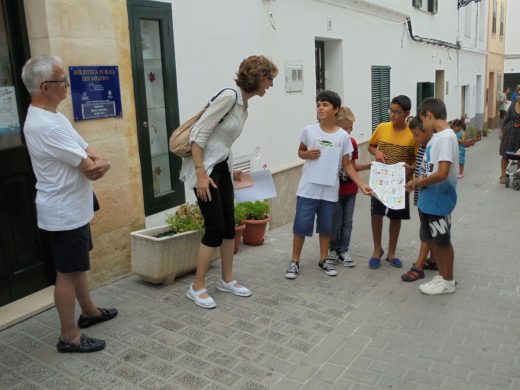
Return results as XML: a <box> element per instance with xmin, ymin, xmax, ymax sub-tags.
<box><xmin>77</xmin><ymin>308</ymin><xmax>118</xmax><ymax>329</ymax></box>
<box><xmin>424</xmin><ymin>258</ymin><xmax>438</xmax><ymax>271</ymax></box>
<box><xmin>368</xmin><ymin>250</ymin><xmax>384</xmax><ymax>270</ymax></box>
<box><xmin>385</xmin><ymin>257</ymin><xmax>403</xmax><ymax>268</ymax></box>
<box><xmin>401</xmin><ymin>265</ymin><xmax>425</xmax><ymax>282</ymax></box>
<box><xmin>56</xmin><ymin>334</ymin><xmax>105</xmax><ymax>353</ymax></box>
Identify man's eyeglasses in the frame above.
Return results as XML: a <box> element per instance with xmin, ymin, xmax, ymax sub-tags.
<box><xmin>40</xmin><ymin>78</ymin><xmax>69</xmax><ymax>89</ymax></box>
<box><xmin>388</xmin><ymin>109</ymin><xmax>404</xmax><ymax>116</ymax></box>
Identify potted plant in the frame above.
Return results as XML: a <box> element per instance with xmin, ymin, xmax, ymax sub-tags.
<box><xmin>238</xmin><ymin>200</ymin><xmax>271</xmax><ymax>246</ymax></box>
<box><xmin>234</xmin><ymin>203</ymin><xmax>246</xmax><ymax>254</ymax></box>
<box><xmin>130</xmin><ymin>203</ymin><xmax>219</xmax><ymax>284</ymax></box>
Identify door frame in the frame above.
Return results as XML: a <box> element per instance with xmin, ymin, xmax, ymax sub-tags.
<box><xmin>127</xmin><ymin>0</ymin><xmax>184</xmax><ymax>216</ymax></box>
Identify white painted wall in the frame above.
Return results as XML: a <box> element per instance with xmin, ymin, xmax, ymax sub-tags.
<box><xmin>505</xmin><ymin>0</ymin><xmax>520</xmax><ymax>74</ymax></box>
<box><xmin>147</xmin><ymin>0</ymin><xmax>488</xmax><ymax>212</ymax></box>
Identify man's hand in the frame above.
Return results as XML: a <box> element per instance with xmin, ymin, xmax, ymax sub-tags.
<box><xmin>82</xmin><ymin>157</ymin><xmax>110</xmax><ymax>180</ymax></box>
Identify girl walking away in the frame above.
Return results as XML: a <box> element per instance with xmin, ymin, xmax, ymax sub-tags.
<box><xmin>451</xmin><ymin>119</ymin><xmax>466</xmax><ymax>179</ymax></box>
<box><xmin>328</xmin><ymin>107</ymin><xmax>371</xmax><ymax>267</ymax></box>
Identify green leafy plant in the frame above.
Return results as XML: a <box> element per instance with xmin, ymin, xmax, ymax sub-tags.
<box><xmin>234</xmin><ymin>203</ymin><xmax>247</xmax><ymax>227</ymax></box>
<box><xmin>237</xmin><ymin>200</ymin><xmax>270</xmax><ymax>220</ymax></box>
<box><xmin>482</xmin><ymin>127</ymin><xmax>490</xmax><ymax>137</ymax></box>
<box><xmin>465</xmin><ymin>124</ymin><xmax>479</xmax><ymax>140</ymax></box>
<box><xmin>165</xmin><ymin>203</ymin><xmax>204</xmax><ymax>234</ymax></box>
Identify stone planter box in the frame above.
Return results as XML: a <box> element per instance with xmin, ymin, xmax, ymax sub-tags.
<box><xmin>130</xmin><ymin>225</ymin><xmax>220</xmax><ymax>285</ymax></box>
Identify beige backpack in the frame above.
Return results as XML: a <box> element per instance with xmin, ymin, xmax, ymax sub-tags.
<box><xmin>169</xmin><ymin>88</ymin><xmax>238</xmax><ymax>158</ymax></box>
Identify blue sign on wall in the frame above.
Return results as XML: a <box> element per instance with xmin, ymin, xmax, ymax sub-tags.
<box><xmin>69</xmin><ymin>66</ymin><xmax>123</xmax><ymax>121</ymax></box>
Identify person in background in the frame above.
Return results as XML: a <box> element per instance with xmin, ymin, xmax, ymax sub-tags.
<box><xmin>327</xmin><ymin>106</ymin><xmax>371</xmax><ymax>268</ymax></box>
<box><xmin>451</xmin><ymin>119</ymin><xmax>466</xmax><ymax>179</ymax></box>
<box><xmin>21</xmin><ymin>55</ymin><xmax>117</xmax><ymax>353</ymax></box>
<box><xmin>181</xmin><ymin>55</ymin><xmax>278</xmax><ymax>309</ymax></box>
<box><xmin>499</xmin><ymin>91</ymin><xmax>520</xmax><ymax>184</ymax></box>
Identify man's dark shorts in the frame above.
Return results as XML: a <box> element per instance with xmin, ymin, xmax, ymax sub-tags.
<box><xmin>370</xmin><ymin>193</ymin><xmax>410</xmax><ymax>220</ymax></box>
<box><xmin>419</xmin><ymin>210</ymin><xmax>452</xmax><ymax>247</ymax></box>
<box><xmin>500</xmin><ymin>109</ymin><xmax>507</xmax><ymax>119</ymax></box>
<box><xmin>42</xmin><ymin>223</ymin><xmax>93</xmax><ymax>273</ymax></box>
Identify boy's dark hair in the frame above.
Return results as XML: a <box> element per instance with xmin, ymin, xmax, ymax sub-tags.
<box><xmin>316</xmin><ymin>90</ymin><xmax>341</xmax><ymax>109</ymax></box>
<box><xmin>450</xmin><ymin>118</ymin><xmax>464</xmax><ymax>129</ymax></box>
<box><xmin>419</xmin><ymin>97</ymin><xmax>447</xmax><ymax>120</ymax></box>
<box><xmin>391</xmin><ymin>95</ymin><xmax>412</xmax><ymax>112</ymax></box>
<box><xmin>408</xmin><ymin>116</ymin><xmax>424</xmax><ymax>131</ymax></box>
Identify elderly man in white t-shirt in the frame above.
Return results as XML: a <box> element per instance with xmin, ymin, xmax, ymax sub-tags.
<box><xmin>21</xmin><ymin>55</ymin><xmax>117</xmax><ymax>353</ymax></box>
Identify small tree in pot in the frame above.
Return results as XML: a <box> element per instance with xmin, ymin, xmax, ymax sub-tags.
<box><xmin>237</xmin><ymin>200</ymin><xmax>271</xmax><ymax>246</ymax></box>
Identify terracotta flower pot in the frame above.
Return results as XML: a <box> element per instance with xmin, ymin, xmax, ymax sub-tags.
<box><xmin>242</xmin><ymin>217</ymin><xmax>271</xmax><ymax>246</ymax></box>
<box><xmin>234</xmin><ymin>224</ymin><xmax>245</xmax><ymax>254</ymax></box>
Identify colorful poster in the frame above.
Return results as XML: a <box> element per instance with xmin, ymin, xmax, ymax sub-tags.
<box><xmin>369</xmin><ymin>162</ymin><xmax>406</xmax><ymax>210</ymax></box>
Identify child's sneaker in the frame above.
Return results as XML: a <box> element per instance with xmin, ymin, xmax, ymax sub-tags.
<box><xmin>326</xmin><ymin>251</ymin><xmax>339</xmax><ymax>262</ymax></box>
<box><xmin>419</xmin><ymin>275</ymin><xmax>443</xmax><ymax>290</ymax></box>
<box><xmin>419</xmin><ymin>277</ymin><xmax>456</xmax><ymax>295</ymax></box>
<box><xmin>285</xmin><ymin>261</ymin><xmax>300</xmax><ymax>279</ymax></box>
<box><xmin>318</xmin><ymin>260</ymin><xmax>338</xmax><ymax>276</ymax></box>
<box><xmin>337</xmin><ymin>251</ymin><xmax>355</xmax><ymax>267</ymax></box>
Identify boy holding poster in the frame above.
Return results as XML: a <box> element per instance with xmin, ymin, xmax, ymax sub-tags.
<box><xmin>284</xmin><ymin>91</ymin><xmax>372</xmax><ymax>279</ymax></box>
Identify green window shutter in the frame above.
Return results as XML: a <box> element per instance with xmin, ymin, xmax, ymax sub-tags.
<box><xmin>371</xmin><ymin>66</ymin><xmax>391</xmax><ymax>132</ymax></box>
<box><xmin>417</xmin><ymin>82</ymin><xmax>435</xmax><ymax>110</ymax></box>
<box><xmin>428</xmin><ymin>0</ymin><xmax>438</xmax><ymax>14</ymax></box>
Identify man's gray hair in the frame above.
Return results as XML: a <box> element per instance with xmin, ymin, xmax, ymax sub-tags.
<box><xmin>21</xmin><ymin>55</ymin><xmax>63</xmax><ymax>96</ymax></box>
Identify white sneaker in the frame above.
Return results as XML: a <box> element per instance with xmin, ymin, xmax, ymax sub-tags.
<box><xmin>186</xmin><ymin>284</ymin><xmax>216</xmax><ymax>309</ymax></box>
<box><xmin>419</xmin><ymin>275</ymin><xmax>444</xmax><ymax>290</ymax></box>
<box><xmin>337</xmin><ymin>251</ymin><xmax>356</xmax><ymax>268</ymax></box>
<box><xmin>216</xmin><ymin>279</ymin><xmax>252</xmax><ymax>297</ymax></box>
<box><xmin>419</xmin><ymin>277</ymin><xmax>456</xmax><ymax>295</ymax></box>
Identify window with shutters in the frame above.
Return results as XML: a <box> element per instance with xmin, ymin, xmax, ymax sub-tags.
<box><xmin>371</xmin><ymin>66</ymin><xmax>391</xmax><ymax>132</ymax></box>
<box><xmin>413</xmin><ymin>0</ymin><xmax>438</xmax><ymax>14</ymax></box>
<box><xmin>492</xmin><ymin>0</ymin><xmax>497</xmax><ymax>34</ymax></box>
<box><xmin>499</xmin><ymin>2</ymin><xmax>505</xmax><ymax>37</ymax></box>
<box><xmin>417</xmin><ymin>82</ymin><xmax>435</xmax><ymax>109</ymax></box>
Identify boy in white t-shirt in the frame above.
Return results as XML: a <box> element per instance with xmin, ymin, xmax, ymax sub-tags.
<box><xmin>405</xmin><ymin>98</ymin><xmax>459</xmax><ymax>295</ymax></box>
<box><xmin>285</xmin><ymin>91</ymin><xmax>372</xmax><ymax>279</ymax></box>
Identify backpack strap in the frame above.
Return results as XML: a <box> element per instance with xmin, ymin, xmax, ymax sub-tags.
<box><xmin>205</xmin><ymin>88</ymin><xmax>239</xmax><ymax>124</ymax></box>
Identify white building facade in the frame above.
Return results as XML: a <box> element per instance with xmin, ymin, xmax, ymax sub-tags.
<box><xmin>504</xmin><ymin>0</ymin><xmax>520</xmax><ymax>92</ymax></box>
<box><xmin>145</xmin><ymin>0</ymin><xmax>489</xmax><ymax>227</ymax></box>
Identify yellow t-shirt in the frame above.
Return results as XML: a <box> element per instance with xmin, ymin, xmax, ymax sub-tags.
<box><xmin>368</xmin><ymin>122</ymin><xmax>418</xmax><ymax>166</ymax></box>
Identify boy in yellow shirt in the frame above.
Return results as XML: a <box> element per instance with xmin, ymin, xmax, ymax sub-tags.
<box><xmin>367</xmin><ymin>95</ymin><xmax>418</xmax><ymax>269</ymax></box>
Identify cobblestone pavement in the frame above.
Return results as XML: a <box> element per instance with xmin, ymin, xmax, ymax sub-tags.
<box><xmin>1</xmin><ymin>131</ymin><xmax>520</xmax><ymax>390</ymax></box>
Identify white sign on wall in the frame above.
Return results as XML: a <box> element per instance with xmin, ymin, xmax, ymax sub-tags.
<box><xmin>285</xmin><ymin>65</ymin><xmax>304</xmax><ymax>93</ymax></box>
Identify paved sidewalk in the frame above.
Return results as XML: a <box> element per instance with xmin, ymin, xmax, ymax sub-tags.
<box><xmin>1</xmin><ymin>131</ymin><xmax>520</xmax><ymax>390</ymax></box>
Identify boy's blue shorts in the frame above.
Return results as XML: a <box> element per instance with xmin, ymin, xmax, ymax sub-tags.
<box><xmin>293</xmin><ymin>196</ymin><xmax>336</xmax><ymax>237</ymax></box>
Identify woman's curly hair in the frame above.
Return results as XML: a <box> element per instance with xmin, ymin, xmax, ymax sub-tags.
<box><xmin>235</xmin><ymin>55</ymin><xmax>278</xmax><ymax>93</ymax></box>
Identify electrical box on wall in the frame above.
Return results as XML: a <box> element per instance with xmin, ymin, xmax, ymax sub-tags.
<box><xmin>285</xmin><ymin>65</ymin><xmax>304</xmax><ymax>93</ymax></box>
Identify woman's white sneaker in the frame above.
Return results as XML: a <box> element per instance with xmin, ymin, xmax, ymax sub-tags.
<box><xmin>216</xmin><ymin>279</ymin><xmax>252</xmax><ymax>297</ymax></box>
<box><xmin>186</xmin><ymin>284</ymin><xmax>216</xmax><ymax>309</ymax></box>
<box><xmin>419</xmin><ymin>277</ymin><xmax>456</xmax><ymax>295</ymax></box>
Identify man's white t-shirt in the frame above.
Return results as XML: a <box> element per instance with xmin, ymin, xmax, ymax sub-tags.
<box><xmin>296</xmin><ymin>123</ymin><xmax>353</xmax><ymax>202</ymax></box>
<box><xmin>24</xmin><ymin>105</ymin><xmax>93</xmax><ymax>231</ymax></box>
